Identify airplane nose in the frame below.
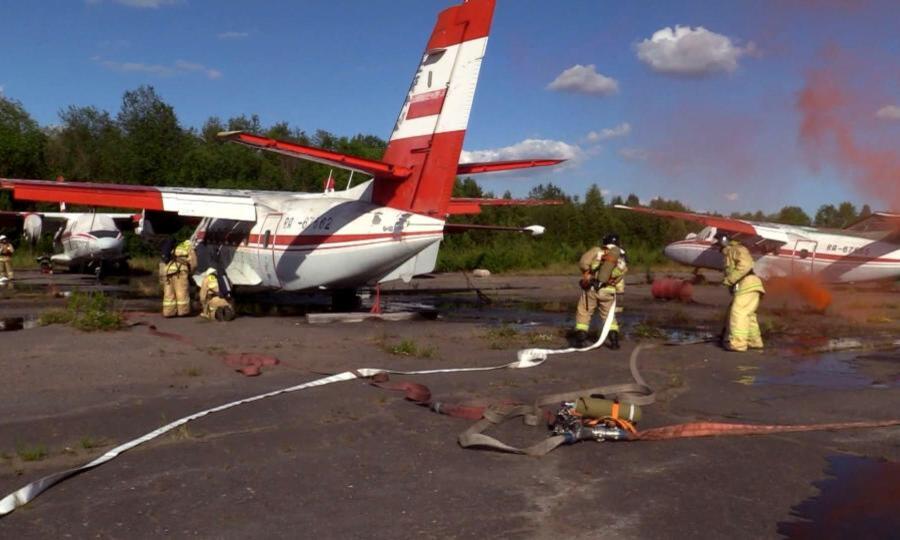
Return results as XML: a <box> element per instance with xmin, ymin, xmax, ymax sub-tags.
<box><xmin>96</xmin><ymin>237</ymin><xmax>123</xmax><ymax>254</ymax></box>
<box><xmin>663</xmin><ymin>243</ymin><xmax>682</xmax><ymax>263</ymax></box>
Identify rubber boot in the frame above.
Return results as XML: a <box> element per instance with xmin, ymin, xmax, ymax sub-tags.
<box><xmin>607</xmin><ymin>331</ymin><xmax>621</xmax><ymax>350</ymax></box>
<box><xmin>573</xmin><ymin>330</ymin><xmax>590</xmax><ymax>348</ymax></box>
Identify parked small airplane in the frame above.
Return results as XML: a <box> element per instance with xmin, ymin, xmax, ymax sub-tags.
<box><xmin>1</xmin><ymin>0</ymin><xmax>560</xmax><ymax>298</ymax></box>
<box><xmin>616</xmin><ymin>205</ymin><xmax>900</xmax><ymax>284</ymax></box>
<box><xmin>0</xmin><ymin>210</ymin><xmax>136</xmax><ymax>274</ymax></box>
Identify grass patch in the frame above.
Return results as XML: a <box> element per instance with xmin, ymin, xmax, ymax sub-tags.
<box><xmin>16</xmin><ymin>443</ymin><xmax>48</xmax><ymax>462</ymax></box>
<box><xmin>80</xmin><ymin>436</ymin><xmax>105</xmax><ymax>450</ymax></box>
<box><xmin>39</xmin><ymin>291</ymin><xmax>125</xmax><ymax>331</ymax></box>
<box><xmin>382</xmin><ymin>338</ymin><xmax>436</xmax><ymax>358</ymax></box>
<box><xmin>631</xmin><ymin>322</ymin><xmax>666</xmax><ymax>340</ymax></box>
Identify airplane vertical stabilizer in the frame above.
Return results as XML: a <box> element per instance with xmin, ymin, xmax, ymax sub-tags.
<box><xmin>373</xmin><ymin>0</ymin><xmax>496</xmax><ymax>218</ymax></box>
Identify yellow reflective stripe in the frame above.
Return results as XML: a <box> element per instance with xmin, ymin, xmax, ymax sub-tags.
<box><xmin>575</xmin><ymin>323</ymin><xmax>590</xmax><ymax>331</ymax></box>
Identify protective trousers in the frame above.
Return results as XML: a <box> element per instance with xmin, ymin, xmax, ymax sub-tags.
<box><xmin>162</xmin><ymin>277</ymin><xmax>178</xmax><ymax>317</ymax></box>
<box><xmin>575</xmin><ymin>288</ymin><xmax>618</xmax><ymax>333</ymax></box>
<box><xmin>0</xmin><ymin>258</ymin><xmax>12</xmax><ymax>280</ymax></box>
<box><xmin>727</xmin><ymin>292</ymin><xmax>763</xmax><ymax>351</ymax></box>
<box><xmin>174</xmin><ymin>271</ymin><xmax>191</xmax><ymax>316</ymax></box>
<box><xmin>202</xmin><ymin>297</ymin><xmax>231</xmax><ymax>320</ymax></box>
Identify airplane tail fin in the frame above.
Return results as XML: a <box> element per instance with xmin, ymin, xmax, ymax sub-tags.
<box><xmin>372</xmin><ymin>0</ymin><xmax>496</xmax><ymax>218</ymax></box>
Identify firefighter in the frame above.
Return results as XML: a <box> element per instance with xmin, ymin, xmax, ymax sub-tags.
<box><xmin>719</xmin><ymin>235</ymin><xmax>765</xmax><ymax>351</ymax></box>
<box><xmin>172</xmin><ymin>238</ymin><xmax>197</xmax><ymax>317</ymax></box>
<box><xmin>158</xmin><ymin>239</ymin><xmax>178</xmax><ymax>317</ymax></box>
<box><xmin>0</xmin><ymin>235</ymin><xmax>13</xmax><ymax>281</ymax></box>
<box><xmin>199</xmin><ymin>267</ymin><xmax>235</xmax><ymax>321</ymax></box>
<box><xmin>573</xmin><ymin>233</ymin><xmax>628</xmax><ymax>350</ymax></box>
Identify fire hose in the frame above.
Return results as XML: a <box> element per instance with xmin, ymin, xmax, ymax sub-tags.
<box><xmin>0</xmin><ymin>300</ymin><xmax>618</xmax><ymax>517</ymax></box>
<box><xmin>4</xmin><ymin>296</ymin><xmax>900</xmax><ymax>517</ymax></box>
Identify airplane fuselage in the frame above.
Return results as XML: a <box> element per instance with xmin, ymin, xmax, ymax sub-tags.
<box><xmin>665</xmin><ymin>226</ymin><xmax>900</xmax><ymax>283</ymax></box>
<box><xmin>193</xmin><ymin>192</ymin><xmax>445</xmax><ymax>291</ymax></box>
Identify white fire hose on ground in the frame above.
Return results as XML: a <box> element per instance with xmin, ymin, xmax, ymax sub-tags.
<box><xmin>0</xmin><ymin>300</ymin><xmax>618</xmax><ymax>517</ymax></box>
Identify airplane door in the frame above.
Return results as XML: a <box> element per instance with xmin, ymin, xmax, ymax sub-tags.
<box><xmin>791</xmin><ymin>240</ymin><xmax>817</xmax><ymax>275</ymax></box>
<box><xmin>256</xmin><ymin>213</ymin><xmax>282</xmax><ymax>286</ymax></box>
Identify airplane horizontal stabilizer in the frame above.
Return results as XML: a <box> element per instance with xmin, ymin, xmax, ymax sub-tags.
<box><xmin>447</xmin><ymin>197</ymin><xmax>563</xmax><ymax>215</ymax></box>
<box><xmin>217</xmin><ymin>131</ymin><xmax>412</xmax><ymax>181</ymax></box>
<box><xmin>444</xmin><ymin>223</ymin><xmax>544</xmax><ymax>235</ymax></box>
<box><xmin>456</xmin><ymin>159</ymin><xmax>565</xmax><ymax>175</ymax></box>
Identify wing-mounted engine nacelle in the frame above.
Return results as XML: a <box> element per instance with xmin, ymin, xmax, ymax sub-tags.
<box><xmin>22</xmin><ymin>213</ymin><xmax>42</xmax><ymax>245</ymax></box>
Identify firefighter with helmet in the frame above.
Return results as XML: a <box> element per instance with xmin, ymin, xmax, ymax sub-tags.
<box><xmin>200</xmin><ymin>267</ymin><xmax>235</xmax><ymax>321</ymax></box>
<box><xmin>718</xmin><ymin>234</ymin><xmax>765</xmax><ymax>351</ymax></box>
<box><xmin>573</xmin><ymin>233</ymin><xmax>628</xmax><ymax>349</ymax></box>
<box><xmin>158</xmin><ymin>237</ymin><xmax>196</xmax><ymax>317</ymax></box>
<box><xmin>0</xmin><ymin>235</ymin><xmax>14</xmax><ymax>281</ymax></box>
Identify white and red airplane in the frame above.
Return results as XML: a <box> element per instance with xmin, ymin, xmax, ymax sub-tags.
<box><xmin>1</xmin><ymin>0</ymin><xmax>560</xmax><ymax>296</ymax></box>
<box><xmin>616</xmin><ymin>205</ymin><xmax>900</xmax><ymax>283</ymax></box>
<box><xmin>0</xmin><ymin>210</ymin><xmax>136</xmax><ymax>274</ymax></box>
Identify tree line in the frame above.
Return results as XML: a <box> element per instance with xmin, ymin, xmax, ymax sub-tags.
<box><xmin>0</xmin><ymin>86</ymin><xmax>874</xmax><ymax>272</ymax></box>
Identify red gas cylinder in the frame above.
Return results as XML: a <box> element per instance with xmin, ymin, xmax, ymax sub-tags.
<box><xmin>651</xmin><ymin>278</ymin><xmax>693</xmax><ymax>302</ymax></box>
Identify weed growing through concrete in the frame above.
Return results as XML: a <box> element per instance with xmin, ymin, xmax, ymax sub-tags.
<box><xmin>80</xmin><ymin>436</ymin><xmax>104</xmax><ymax>450</ymax></box>
<box><xmin>631</xmin><ymin>322</ymin><xmax>666</xmax><ymax>340</ymax></box>
<box><xmin>383</xmin><ymin>339</ymin><xmax>436</xmax><ymax>358</ymax></box>
<box><xmin>39</xmin><ymin>291</ymin><xmax>125</xmax><ymax>331</ymax></box>
<box><xmin>16</xmin><ymin>443</ymin><xmax>48</xmax><ymax>462</ymax></box>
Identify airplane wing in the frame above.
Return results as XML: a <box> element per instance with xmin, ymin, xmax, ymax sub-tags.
<box><xmin>1</xmin><ymin>179</ymin><xmax>257</xmax><ymax>221</ymax></box>
<box><xmin>613</xmin><ymin>205</ymin><xmax>795</xmax><ymax>245</ymax></box>
<box><xmin>447</xmin><ymin>197</ymin><xmax>563</xmax><ymax>215</ymax></box>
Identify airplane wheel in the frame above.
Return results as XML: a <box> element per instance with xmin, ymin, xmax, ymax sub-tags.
<box><xmin>331</xmin><ymin>289</ymin><xmax>361</xmax><ymax>312</ymax></box>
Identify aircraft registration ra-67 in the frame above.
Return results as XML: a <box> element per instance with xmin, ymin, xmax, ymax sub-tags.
<box><xmin>616</xmin><ymin>205</ymin><xmax>900</xmax><ymax>284</ymax></box>
<box><xmin>0</xmin><ymin>208</ymin><xmax>136</xmax><ymax>275</ymax></box>
<box><xmin>0</xmin><ymin>0</ymin><xmax>561</xmax><ymax>299</ymax></box>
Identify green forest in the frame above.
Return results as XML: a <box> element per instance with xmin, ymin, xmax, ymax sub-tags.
<box><xmin>0</xmin><ymin>86</ymin><xmax>874</xmax><ymax>273</ymax></box>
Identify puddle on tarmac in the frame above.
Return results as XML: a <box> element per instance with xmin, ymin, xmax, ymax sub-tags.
<box><xmin>738</xmin><ymin>350</ymin><xmax>900</xmax><ymax>389</ymax></box>
<box><xmin>778</xmin><ymin>455</ymin><xmax>900</xmax><ymax>538</ymax></box>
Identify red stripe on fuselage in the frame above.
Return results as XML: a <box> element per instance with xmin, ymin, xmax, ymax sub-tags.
<box><xmin>672</xmin><ymin>239</ymin><xmax>900</xmax><ymax>264</ymax></box>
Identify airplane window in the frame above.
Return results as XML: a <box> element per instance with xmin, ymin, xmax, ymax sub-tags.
<box><xmin>263</xmin><ymin>231</ymin><xmax>270</xmax><ymax>248</ymax></box>
<box><xmin>428</xmin><ymin>71</ymin><xmax>433</xmax><ymax>88</ymax></box>
<box><xmin>799</xmin><ymin>249</ymin><xmax>810</xmax><ymax>259</ymax></box>
<box><xmin>92</xmin><ymin>230</ymin><xmax>119</xmax><ymax>239</ymax></box>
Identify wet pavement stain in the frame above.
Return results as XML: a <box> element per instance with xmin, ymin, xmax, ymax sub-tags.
<box><xmin>778</xmin><ymin>455</ymin><xmax>900</xmax><ymax>539</ymax></box>
<box><xmin>744</xmin><ymin>351</ymin><xmax>900</xmax><ymax>390</ymax></box>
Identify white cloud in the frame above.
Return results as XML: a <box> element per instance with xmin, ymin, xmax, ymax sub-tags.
<box><xmin>217</xmin><ymin>31</ymin><xmax>249</xmax><ymax>40</ymax></box>
<box><xmin>876</xmin><ymin>104</ymin><xmax>900</xmax><ymax>121</ymax></box>
<box><xmin>724</xmin><ymin>192</ymin><xmax>739</xmax><ymax>201</ymax></box>
<box><xmin>174</xmin><ymin>60</ymin><xmax>223</xmax><ymax>79</ymax></box>
<box><xmin>547</xmin><ymin>64</ymin><xmax>619</xmax><ymax>96</ymax></box>
<box><xmin>0</xmin><ymin>85</ymin><xmax>4</xmax><ymax>95</ymax></box>
<box><xmin>617</xmin><ymin>147</ymin><xmax>649</xmax><ymax>161</ymax></box>
<box><xmin>87</xmin><ymin>0</ymin><xmax>180</xmax><ymax>7</ymax></box>
<box><xmin>587</xmin><ymin>122</ymin><xmax>631</xmax><ymax>142</ymax></box>
<box><xmin>94</xmin><ymin>56</ymin><xmax>222</xmax><ymax>79</ymax></box>
<box><xmin>635</xmin><ymin>25</ymin><xmax>755</xmax><ymax>77</ymax></box>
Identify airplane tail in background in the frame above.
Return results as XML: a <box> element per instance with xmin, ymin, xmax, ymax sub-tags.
<box><xmin>373</xmin><ymin>0</ymin><xmax>496</xmax><ymax>218</ymax></box>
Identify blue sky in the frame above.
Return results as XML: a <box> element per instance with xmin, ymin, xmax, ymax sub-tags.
<box><xmin>1</xmin><ymin>0</ymin><xmax>898</xmax><ymax>213</ymax></box>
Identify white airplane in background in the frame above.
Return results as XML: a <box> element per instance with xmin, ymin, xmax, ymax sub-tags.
<box><xmin>616</xmin><ymin>205</ymin><xmax>900</xmax><ymax>284</ymax></box>
<box><xmin>1</xmin><ymin>0</ymin><xmax>561</xmax><ymax>299</ymax></box>
<box><xmin>0</xmin><ymin>210</ymin><xmax>136</xmax><ymax>274</ymax></box>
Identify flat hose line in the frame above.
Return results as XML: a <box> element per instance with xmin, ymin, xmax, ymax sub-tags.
<box><xmin>1</xmin><ymin>298</ymin><xmax>618</xmax><ymax>516</ymax></box>
<box><xmin>4</xmin><ymin>297</ymin><xmax>899</xmax><ymax>516</ymax></box>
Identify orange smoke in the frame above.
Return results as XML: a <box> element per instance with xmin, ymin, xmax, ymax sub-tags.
<box><xmin>796</xmin><ymin>56</ymin><xmax>900</xmax><ymax>211</ymax></box>
<box><xmin>766</xmin><ymin>275</ymin><xmax>833</xmax><ymax>311</ymax></box>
